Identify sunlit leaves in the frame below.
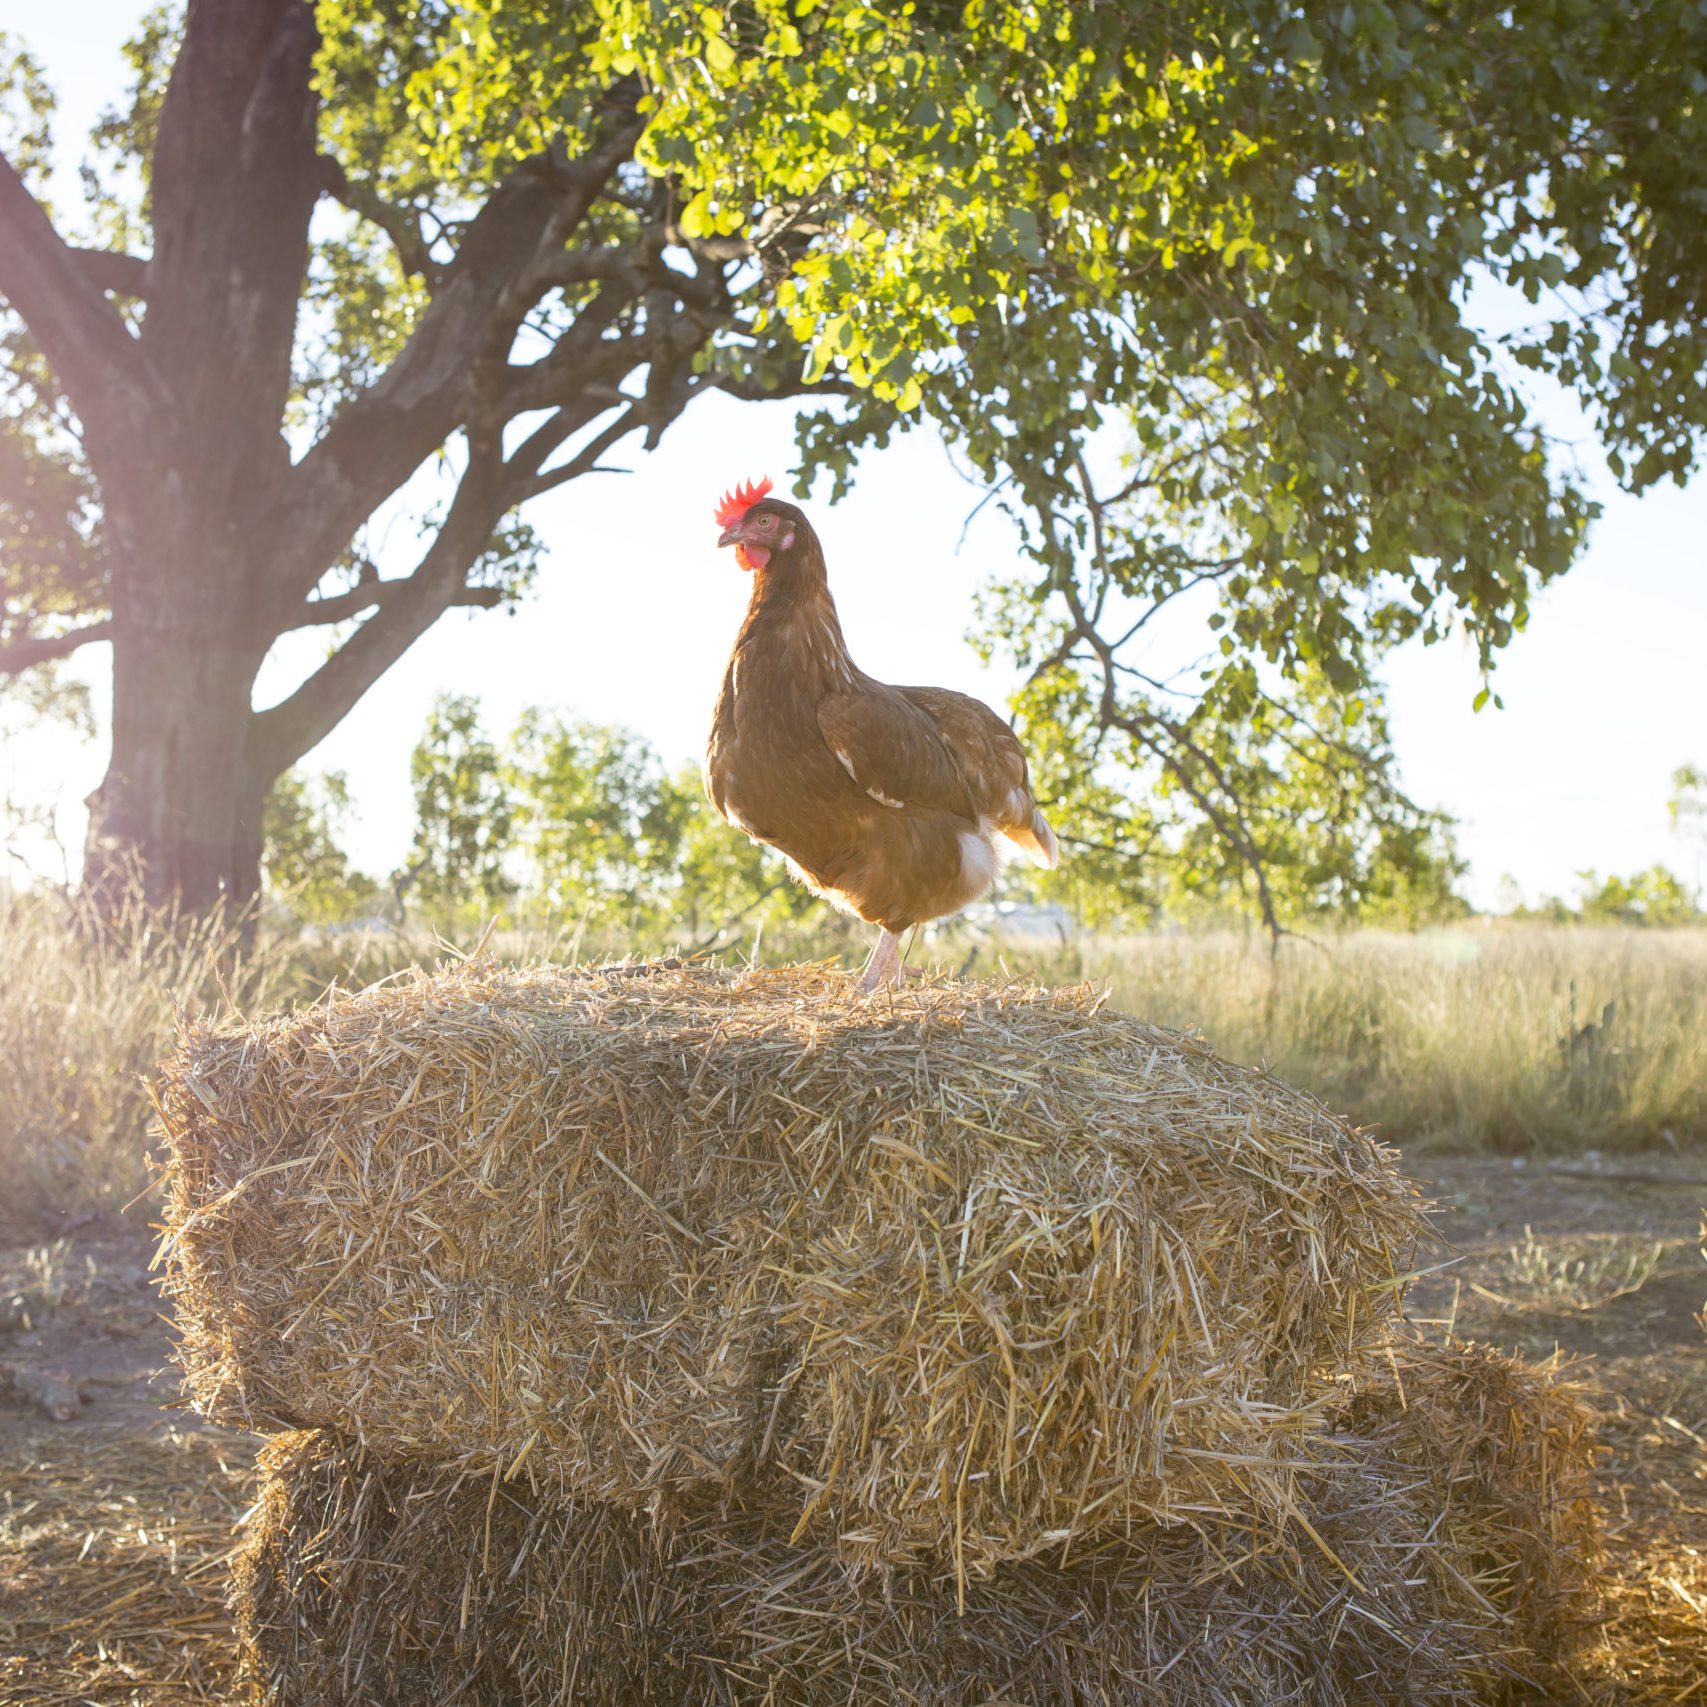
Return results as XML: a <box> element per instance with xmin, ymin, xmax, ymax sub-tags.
<box><xmin>6</xmin><ymin>0</ymin><xmax>1705</xmax><ymax>927</ymax></box>
<box><xmin>507</xmin><ymin>709</ymin><xmax>678</xmax><ymax>922</ymax></box>
<box><xmin>309</xmin><ymin>0</ymin><xmax>1248</xmax><ymax>407</ymax></box>
<box><xmin>0</xmin><ymin>33</ymin><xmax>53</xmax><ymax>190</ymax></box>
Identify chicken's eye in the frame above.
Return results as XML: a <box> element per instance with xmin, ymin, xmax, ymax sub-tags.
<box><xmin>757</xmin><ymin>513</ymin><xmax>775</xmax><ymax>530</ymax></box>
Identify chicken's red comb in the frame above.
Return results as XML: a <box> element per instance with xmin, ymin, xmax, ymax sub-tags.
<box><xmin>713</xmin><ymin>475</ymin><xmax>774</xmax><ymax>530</ymax></box>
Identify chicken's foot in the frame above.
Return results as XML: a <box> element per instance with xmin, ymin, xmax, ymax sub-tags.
<box><xmin>856</xmin><ymin>927</ymin><xmax>907</xmax><ymax>993</ymax></box>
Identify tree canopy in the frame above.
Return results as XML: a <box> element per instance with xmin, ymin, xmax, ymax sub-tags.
<box><xmin>1</xmin><ymin>0</ymin><xmax>1704</xmax><ymax>918</ymax></box>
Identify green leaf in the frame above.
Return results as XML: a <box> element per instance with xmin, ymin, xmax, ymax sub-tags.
<box><xmin>703</xmin><ymin>31</ymin><xmax>735</xmax><ymax>75</ymax></box>
<box><xmin>678</xmin><ymin>188</ymin><xmax>715</xmax><ymax>238</ymax></box>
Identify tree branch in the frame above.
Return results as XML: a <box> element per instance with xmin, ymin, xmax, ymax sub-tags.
<box><xmin>707</xmin><ymin>373</ymin><xmax>856</xmax><ymax>402</ymax></box>
<box><xmin>317</xmin><ymin>154</ymin><xmax>437</xmax><ymax>282</ymax></box>
<box><xmin>527</xmin><ymin>238</ymin><xmax>667</xmax><ymax>297</ymax></box>
<box><xmin>665</xmin><ymin>231</ymin><xmax>756</xmax><ymax>262</ymax></box>
<box><xmin>1042</xmin><ymin>522</ymin><xmax>1288</xmax><ymax>946</ymax></box>
<box><xmin>285</xmin><ymin>580</ymin><xmax>503</xmax><ymax>631</ymax></box>
<box><xmin>1113</xmin><ymin>706</ymin><xmax>1288</xmax><ymax>945</ymax></box>
<box><xmin>500</xmin><ymin>312</ymin><xmax>658</xmax><ymax>417</ymax></box>
<box><xmin>69</xmin><ymin>247</ymin><xmax>150</xmax><ymax>297</ymax></box>
<box><xmin>522</xmin><ymin>239</ymin><xmax>730</xmax><ymax>352</ymax></box>
<box><xmin>1106</xmin><ymin>559</ymin><xmax>1243</xmax><ymax>651</ymax></box>
<box><xmin>251</xmin><ymin>440</ymin><xmax>513</xmax><ymax>777</ymax></box>
<box><xmin>0</xmin><ymin>152</ymin><xmax>159</xmax><ymax>445</ymax></box>
<box><xmin>506</xmin><ymin>284</ymin><xmax>738</xmax><ymax>497</ymax></box>
<box><xmin>284</xmin><ymin>83</ymin><xmax>649</xmax><ymax>594</ymax></box>
<box><xmin>520</xmin><ymin>403</ymin><xmax>649</xmax><ymax>499</ymax></box>
<box><xmin>1251</xmin><ymin>685</ymin><xmax>1426</xmax><ymax>815</ymax></box>
<box><xmin>501</xmin><ymin>240</ymin><xmax>736</xmax><ymax>424</ymax></box>
<box><xmin>0</xmin><ymin>621</ymin><xmax>115</xmax><ymax>676</ymax></box>
<box><xmin>500</xmin><ymin>395</ymin><xmax>623</xmax><ymax>492</ymax></box>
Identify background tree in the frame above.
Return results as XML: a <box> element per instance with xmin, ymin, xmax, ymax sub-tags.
<box><xmin>261</xmin><ymin>701</ymin><xmax>804</xmax><ymax>942</ymax></box>
<box><xmin>506</xmin><ymin>712</ymin><xmax>806</xmax><ymax>944</ymax></box>
<box><xmin>1</xmin><ymin>1</ymin><xmax>1704</xmax><ymax>917</ymax></box>
<box><xmin>1572</xmin><ymin>868</ymin><xmax>1702</xmax><ymax>929</ymax></box>
<box><xmin>260</xmin><ymin>768</ymin><xmax>380</xmax><ymax>924</ymax></box>
<box><xmin>801</xmin><ymin>0</ymin><xmax>1707</xmax><ymax>933</ymax></box>
<box><xmin>404</xmin><ymin>693</ymin><xmax>515</xmax><ymax>920</ymax></box>
<box><xmin>1668</xmin><ymin>764</ymin><xmax>1706</xmax><ymax>904</ymax></box>
<box><xmin>0</xmin><ymin>0</ymin><xmax>832</xmax><ymax>911</ymax></box>
<box><xmin>654</xmin><ymin>762</ymin><xmax>808</xmax><ymax>947</ymax></box>
<box><xmin>0</xmin><ymin>36</ymin><xmax>107</xmax><ymax>741</ymax></box>
<box><xmin>507</xmin><ymin>711</ymin><xmax>679</xmax><ymax>931</ymax></box>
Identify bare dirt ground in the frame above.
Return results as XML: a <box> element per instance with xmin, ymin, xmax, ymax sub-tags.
<box><xmin>0</xmin><ymin>1155</ymin><xmax>1701</xmax><ymax>1706</ymax></box>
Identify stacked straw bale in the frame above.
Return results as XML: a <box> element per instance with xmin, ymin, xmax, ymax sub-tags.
<box><xmin>159</xmin><ymin>961</ymin><xmax>1424</xmax><ymax>1573</ymax></box>
<box><xmin>232</xmin><ymin>1431</ymin><xmax>703</xmax><ymax>1707</ymax></box>
<box><xmin>1343</xmin><ymin>1338</ymin><xmax>1603</xmax><ymax>1656</ymax></box>
<box><xmin>155</xmin><ymin>961</ymin><xmax>1607</xmax><ymax>1704</ymax></box>
<box><xmin>234</xmin><ymin>1421</ymin><xmax>1480</xmax><ymax>1707</ymax></box>
<box><xmin>233</xmin><ymin>1338</ymin><xmax>1600</xmax><ymax>1707</ymax></box>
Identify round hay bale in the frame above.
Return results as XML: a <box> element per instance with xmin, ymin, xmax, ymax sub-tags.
<box><xmin>159</xmin><ymin>961</ymin><xmax>1426</xmax><ymax>1575</ymax></box>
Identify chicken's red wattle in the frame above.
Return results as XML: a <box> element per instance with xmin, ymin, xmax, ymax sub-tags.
<box><xmin>736</xmin><ymin>544</ymin><xmax>770</xmax><ymax>571</ymax></box>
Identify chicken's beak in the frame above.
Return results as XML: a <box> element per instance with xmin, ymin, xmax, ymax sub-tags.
<box><xmin>717</xmin><ymin>521</ymin><xmax>743</xmax><ymax>548</ymax></box>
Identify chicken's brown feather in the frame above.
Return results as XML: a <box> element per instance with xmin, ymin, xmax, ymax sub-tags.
<box><xmin>895</xmin><ymin>688</ymin><xmax>1028</xmax><ymax>820</ymax></box>
<box><xmin>816</xmin><ymin>689</ymin><xmax>979</xmax><ymax>820</ymax></box>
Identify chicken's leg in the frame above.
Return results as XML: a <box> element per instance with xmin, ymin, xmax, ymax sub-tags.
<box><xmin>856</xmin><ymin>927</ymin><xmax>906</xmax><ymax>993</ymax></box>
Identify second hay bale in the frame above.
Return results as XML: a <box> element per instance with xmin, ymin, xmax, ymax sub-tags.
<box><xmin>232</xmin><ymin>1431</ymin><xmax>702</xmax><ymax>1707</ymax></box>
<box><xmin>234</xmin><ymin>1430</ymin><xmax>1489</xmax><ymax>1707</ymax></box>
<box><xmin>160</xmin><ymin>962</ymin><xmax>1426</xmax><ymax>1574</ymax></box>
<box><xmin>1345</xmin><ymin>1338</ymin><xmax>1603</xmax><ymax>1657</ymax></box>
<box><xmin>234</xmin><ymin>1342</ymin><xmax>1601</xmax><ymax>1707</ymax></box>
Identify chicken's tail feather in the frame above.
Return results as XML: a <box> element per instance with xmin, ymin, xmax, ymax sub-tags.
<box><xmin>1004</xmin><ymin>806</ymin><xmax>1059</xmax><ymax>870</ymax></box>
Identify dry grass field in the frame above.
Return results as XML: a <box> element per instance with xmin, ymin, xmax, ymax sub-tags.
<box><xmin>963</xmin><ymin>923</ymin><xmax>1707</xmax><ymax>1156</ymax></box>
<box><xmin>4</xmin><ymin>895</ymin><xmax>1705</xmax><ymax>1233</ymax></box>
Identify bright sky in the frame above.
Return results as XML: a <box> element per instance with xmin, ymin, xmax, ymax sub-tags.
<box><xmin>4</xmin><ymin>1</ymin><xmax>1704</xmax><ymax>909</ymax></box>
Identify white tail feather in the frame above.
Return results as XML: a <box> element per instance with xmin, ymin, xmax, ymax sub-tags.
<box><xmin>1003</xmin><ymin>808</ymin><xmax>1059</xmax><ymax>870</ymax></box>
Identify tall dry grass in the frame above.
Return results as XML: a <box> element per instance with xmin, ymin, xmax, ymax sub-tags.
<box><xmin>0</xmin><ymin>891</ymin><xmax>300</xmax><ymax>1229</ymax></box>
<box><xmin>0</xmin><ymin>896</ymin><xmax>587</xmax><ymax>1229</ymax></box>
<box><xmin>958</xmin><ymin>924</ymin><xmax>1707</xmax><ymax>1154</ymax></box>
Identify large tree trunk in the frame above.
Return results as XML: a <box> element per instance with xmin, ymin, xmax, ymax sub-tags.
<box><xmin>1</xmin><ymin>1</ymin><xmax>706</xmax><ymax>918</ymax></box>
<box><xmin>83</xmin><ymin>597</ymin><xmax>270</xmax><ymax>915</ymax></box>
<box><xmin>74</xmin><ymin>0</ymin><xmax>322</xmax><ymax>916</ymax></box>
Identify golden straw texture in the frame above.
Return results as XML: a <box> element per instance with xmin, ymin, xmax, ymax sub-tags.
<box><xmin>231</xmin><ymin>1431</ymin><xmax>704</xmax><ymax>1707</ymax></box>
<box><xmin>234</xmin><ymin>1422</ymin><xmax>1497</xmax><ymax>1707</ymax></box>
<box><xmin>160</xmin><ymin>960</ymin><xmax>1426</xmax><ymax>1575</ymax></box>
<box><xmin>236</xmin><ymin>1338</ymin><xmax>1601</xmax><ymax>1707</ymax></box>
<box><xmin>1344</xmin><ymin>1337</ymin><xmax>1603</xmax><ymax>1668</ymax></box>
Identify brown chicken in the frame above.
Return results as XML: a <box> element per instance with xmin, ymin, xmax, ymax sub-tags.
<box><xmin>704</xmin><ymin>477</ymin><xmax>1058</xmax><ymax>991</ymax></box>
